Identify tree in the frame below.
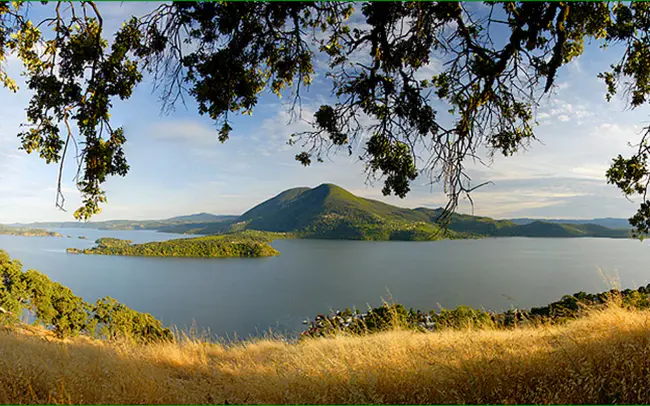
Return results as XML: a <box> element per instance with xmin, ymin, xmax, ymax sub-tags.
<box><xmin>0</xmin><ymin>249</ymin><xmax>173</xmax><ymax>342</ymax></box>
<box><xmin>3</xmin><ymin>2</ymin><xmax>650</xmax><ymax>235</ymax></box>
<box><xmin>0</xmin><ymin>251</ymin><xmax>27</xmax><ymax>322</ymax></box>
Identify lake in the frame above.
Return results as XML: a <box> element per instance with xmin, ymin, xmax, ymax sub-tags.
<box><xmin>1</xmin><ymin>229</ymin><xmax>650</xmax><ymax>339</ymax></box>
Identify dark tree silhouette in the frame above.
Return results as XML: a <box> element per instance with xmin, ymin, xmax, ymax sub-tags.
<box><xmin>3</xmin><ymin>2</ymin><xmax>650</xmax><ymax>236</ymax></box>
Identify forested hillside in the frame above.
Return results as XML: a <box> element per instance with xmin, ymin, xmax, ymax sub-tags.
<box><xmin>159</xmin><ymin>184</ymin><xmax>631</xmax><ymax>241</ymax></box>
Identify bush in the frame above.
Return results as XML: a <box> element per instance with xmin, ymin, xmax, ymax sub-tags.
<box><xmin>301</xmin><ymin>285</ymin><xmax>650</xmax><ymax>338</ymax></box>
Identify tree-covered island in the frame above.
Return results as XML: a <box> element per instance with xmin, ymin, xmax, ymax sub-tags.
<box><xmin>66</xmin><ymin>231</ymin><xmax>283</xmax><ymax>258</ymax></box>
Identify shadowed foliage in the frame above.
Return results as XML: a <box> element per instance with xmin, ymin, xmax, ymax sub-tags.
<box><xmin>2</xmin><ymin>2</ymin><xmax>650</xmax><ymax>236</ymax></box>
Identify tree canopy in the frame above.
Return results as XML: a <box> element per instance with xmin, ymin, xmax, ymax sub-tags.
<box><xmin>0</xmin><ymin>249</ymin><xmax>173</xmax><ymax>342</ymax></box>
<box><xmin>3</xmin><ymin>2</ymin><xmax>650</xmax><ymax>236</ymax></box>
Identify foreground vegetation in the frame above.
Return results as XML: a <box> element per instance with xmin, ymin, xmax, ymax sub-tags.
<box><xmin>0</xmin><ymin>225</ymin><xmax>61</xmax><ymax>237</ymax></box>
<box><xmin>0</xmin><ymin>250</ymin><xmax>171</xmax><ymax>343</ymax></box>
<box><xmin>301</xmin><ymin>285</ymin><xmax>650</xmax><ymax>338</ymax></box>
<box><xmin>2</xmin><ymin>294</ymin><xmax>650</xmax><ymax>403</ymax></box>
<box><xmin>66</xmin><ymin>232</ymin><xmax>281</xmax><ymax>258</ymax></box>
<box><xmin>6</xmin><ymin>247</ymin><xmax>650</xmax><ymax>403</ymax></box>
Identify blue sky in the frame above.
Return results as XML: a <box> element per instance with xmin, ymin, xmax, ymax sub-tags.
<box><xmin>0</xmin><ymin>2</ymin><xmax>647</xmax><ymax>223</ymax></box>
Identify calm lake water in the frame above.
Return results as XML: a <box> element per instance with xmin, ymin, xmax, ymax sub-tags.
<box><xmin>1</xmin><ymin>228</ymin><xmax>650</xmax><ymax>339</ymax></box>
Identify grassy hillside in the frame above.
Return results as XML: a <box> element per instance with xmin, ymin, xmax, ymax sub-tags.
<box><xmin>2</xmin><ymin>302</ymin><xmax>650</xmax><ymax>404</ymax></box>
<box><xmin>66</xmin><ymin>231</ymin><xmax>281</xmax><ymax>258</ymax></box>
<box><xmin>241</xmin><ymin>184</ymin><xmax>431</xmax><ymax>230</ymax></box>
<box><xmin>159</xmin><ymin>184</ymin><xmax>630</xmax><ymax>240</ymax></box>
<box><xmin>221</xmin><ymin>184</ymin><xmax>465</xmax><ymax>240</ymax></box>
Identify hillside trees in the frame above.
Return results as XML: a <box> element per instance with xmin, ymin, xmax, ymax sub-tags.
<box><xmin>3</xmin><ymin>2</ymin><xmax>650</xmax><ymax>235</ymax></box>
<box><xmin>67</xmin><ymin>234</ymin><xmax>280</xmax><ymax>257</ymax></box>
<box><xmin>0</xmin><ymin>249</ymin><xmax>172</xmax><ymax>343</ymax></box>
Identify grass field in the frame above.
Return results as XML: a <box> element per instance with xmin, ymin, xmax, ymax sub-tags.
<box><xmin>2</xmin><ymin>298</ymin><xmax>650</xmax><ymax>404</ymax></box>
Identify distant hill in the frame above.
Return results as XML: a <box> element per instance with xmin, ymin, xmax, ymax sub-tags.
<box><xmin>165</xmin><ymin>213</ymin><xmax>238</xmax><ymax>223</ymax></box>
<box><xmin>160</xmin><ymin>184</ymin><xmax>631</xmax><ymax>240</ymax></box>
<box><xmin>508</xmin><ymin>217</ymin><xmax>632</xmax><ymax>230</ymax></box>
<box><xmin>492</xmin><ymin>221</ymin><xmax>629</xmax><ymax>238</ymax></box>
<box><xmin>15</xmin><ymin>184</ymin><xmax>632</xmax><ymax>240</ymax></box>
<box><xmin>17</xmin><ymin>213</ymin><xmax>238</xmax><ymax>231</ymax></box>
<box><xmin>0</xmin><ymin>224</ymin><xmax>62</xmax><ymax>237</ymax></box>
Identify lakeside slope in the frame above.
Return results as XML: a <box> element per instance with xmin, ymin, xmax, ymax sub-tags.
<box><xmin>1</xmin><ymin>304</ymin><xmax>648</xmax><ymax>404</ymax></box>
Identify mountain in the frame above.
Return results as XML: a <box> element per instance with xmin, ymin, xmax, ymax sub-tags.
<box><xmin>160</xmin><ymin>184</ymin><xmax>631</xmax><ymax>240</ymax></box>
<box><xmin>16</xmin><ymin>184</ymin><xmax>632</xmax><ymax>240</ymax></box>
<box><xmin>240</xmin><ymin>184</ymin><xmax>433</xmax><ymax>230</ymax></box>
<box><xmin>160</xmin><ymin>184</ymin><xmax>468</xmax><ymax>240</ymax></box>
<box><xmin>508</xmin><ymin>217</ymin><xmax>632</xmax><ymax>230</ymax></box>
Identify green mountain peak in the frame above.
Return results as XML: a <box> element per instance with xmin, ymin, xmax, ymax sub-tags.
<box><xmin>127</xmin><ymin>184</ymin><xmax>633</xmax><ymax>241</ymax></box>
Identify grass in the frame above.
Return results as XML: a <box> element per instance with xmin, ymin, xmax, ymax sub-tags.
<box><xmin>3</xmin><ymin>299</ymin><xmax>650</xmax><ymax>404</ymax></box>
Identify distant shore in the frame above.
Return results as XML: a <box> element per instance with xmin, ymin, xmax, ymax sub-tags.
<box><xmin>0</xmin><ymin>226</ymin><xmax>62</xmax><ymax>238</ymax></box>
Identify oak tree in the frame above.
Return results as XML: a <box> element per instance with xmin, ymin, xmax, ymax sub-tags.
<box><xmin>3</xmin><ymin>2</ymin><xmax>650</xmax><ymax>235</ymax></box>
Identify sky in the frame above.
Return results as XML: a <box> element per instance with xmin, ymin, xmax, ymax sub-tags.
<box><xmin>0</xmin><ymin>2</ymin><xmax>648</xmax><ymax>223</ymax></box>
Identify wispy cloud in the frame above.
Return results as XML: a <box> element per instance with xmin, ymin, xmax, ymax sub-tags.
<box><xmin>148</xmin><ymin>120</ymin><xmax>220</xmax><ymax>146</ymax></box>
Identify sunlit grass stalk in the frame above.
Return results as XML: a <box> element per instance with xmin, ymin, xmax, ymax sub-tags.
<box><xmin>3</xmin><ymin>298</ymin><xmax>650</xmax><ymax>404</ymax></box>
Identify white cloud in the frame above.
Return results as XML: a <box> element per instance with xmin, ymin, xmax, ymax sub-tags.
<box><xmin>570</xmin><ymin>165</ymin><xmax>609</xmax><ymax>181</ymax></box>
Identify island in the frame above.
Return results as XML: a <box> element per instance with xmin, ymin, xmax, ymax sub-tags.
<box><xmin>66</xmin><ymin>231</ymin><xmax>283</xmax><ymax>258</ymax></box>
<box><xmin>0</xmin><ymin>224</ymin><xmax>62</xmax><ymax>237</ymax></box>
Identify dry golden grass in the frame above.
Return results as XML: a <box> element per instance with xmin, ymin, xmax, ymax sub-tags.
<box><xmin>3</xmin><ymin>303</ymin><xmax>650</xmax><ymax>404</ymax></box>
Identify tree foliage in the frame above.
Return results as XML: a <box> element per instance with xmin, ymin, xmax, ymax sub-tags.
<box><xmin>4</xmin><ymin>2</ymin><xmax>650</xmax><ymax>236</ymax></box>
<box><xmin>0</xmin><ymin>249</ymin><xmax>172</xmax><ymax>343</ymax></box>
<box><xmin>300</xmin><ymin>284</ymin><xmax>650</xmax><ymax>339</ymax></box>
<box><xmin>66</xmin><ymin>234</ymin><xmax>280</xmax><ymax>257</ymax></box>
